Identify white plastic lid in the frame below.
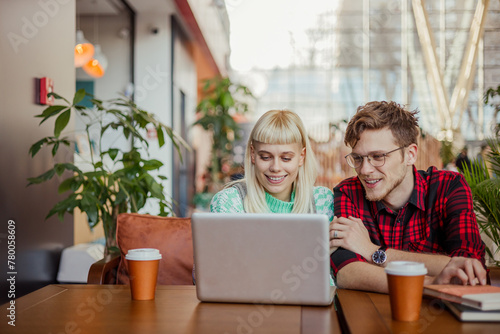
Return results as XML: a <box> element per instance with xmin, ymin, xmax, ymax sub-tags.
<box><xmin>125</xmin><ymin>248</ymin><xmax>162</xmax><ymax>261</ymax></box>
<box><xmin>385</xmin><ymin>261</ymin><xmax>427</xmax><ymax>276</ymax></box>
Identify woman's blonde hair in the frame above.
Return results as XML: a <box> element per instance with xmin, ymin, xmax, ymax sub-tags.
<box><xmin>233</xmin><ymin>109</ymin><xmax>318</xmax><ymax>213</ymax></box>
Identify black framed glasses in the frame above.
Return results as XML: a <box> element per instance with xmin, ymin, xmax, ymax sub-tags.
<box><xmin>345</xmin><ymin>146</ymin><xmax>406</xmax><ymax>168</ymax></box>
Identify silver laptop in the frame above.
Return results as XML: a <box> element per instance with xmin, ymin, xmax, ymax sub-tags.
<box><xmin>191</xmin><ymin>212</ymin><xmax>335</xmax><ymax>306</ymax></box>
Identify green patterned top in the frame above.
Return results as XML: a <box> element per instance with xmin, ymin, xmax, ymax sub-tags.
<box><xmin>210</xmin><ymin>185</ymin><xmax>334</xmax><ymax>222</ymax></box>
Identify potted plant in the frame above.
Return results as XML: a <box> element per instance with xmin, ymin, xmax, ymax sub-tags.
<box><xmin>463</xmin><ymin>137</ymin><xmax>500</xmax><ymax>265</ymax></box>
<box><xmin>193</xmin><ymin>76</ymin><xmax>253</xmax><ymax>205</ymax></box>
<box><xmin>462</xmin><ymin>86</ymin><xmax>500</xmax><ymax>266</ymax></box>
<box><xmin>27</xmin><ymin>89</ymin><xmax>189</xmax><ymax>254</ymax></box>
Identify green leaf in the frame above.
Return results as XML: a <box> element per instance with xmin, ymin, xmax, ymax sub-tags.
<box><xmin>58</xmin><ymin>177</ymin><xmax>74</xmax><ymax>194</ymax></box>
<box><xmin>84</xmin><ymin>170</ymin><xmax>107</xmax><ymax>179</ymax></box>
<box><xmin>149</xmin><ymin>181</ymin><xmax>164</xmax><ymax>199</ymax></box>
<box><xmin>108</xmin><ymin>148</ymin><xmax>119</xmax><ymax>161</ymax></box>
<box><xmin>74</xmin><ymin>105</ymin><xmax>86</xmax><ymax>111</ymax></box>
<box><xmin>157</xmin><ymin>127</ymin><xmax>165</xmax><ymax>147</ymax></box>
<box><xmin>70</xmin><ymin>178</ymin><xmax>83</xmax><ymax>192</ymax></box>
<box><xmin>72</xmin><ymin>89</ymin><xmax>86</xmax><ymax>105</ymax></box>
<box><xmin>54</xmin><ymin>109</ymin><xmax>71</xmax><ymax>138</ymax></box>
<box><xmin>36</xmin><ymin>105</ymin><xmax>66</xmax><ymax>120</ymax></box>
<box><xmin>115</xmin><ymin>188</ymin><xmax>128</xmax><ymax>204</ymax></box>
<box><xmin>57</xmin><ymin>211</ymin><xmax>65</xmax><ymax>222</ymax></box>
<box><xmin>81</xmin><ymin>194</ymin><xmax>99</xmax><ymax>224</ymax></box>
<box><xmin>48</xmin><ymin>92</ymin><xmax>69</xmax><ymax>104</ymax></box>
<box><xmin>56</xmin><ymin>163</ymin><xmax>83</xmax><ymax>176</ymax></box>
<box><xmin>134</xmin><ymin>191</ymin><xmax>146</xmax><ymax>210</ymax></box>
<box><xmin>55</xmin><ymin>164</ymin><xmax>65</xmax><ymax>176</ymax></box>
<box><xmin>51</xmin><ymin>141</ymin><xmax>60</xmax><ymax>156</ymax></box>
<box><xmin>45</xmin><ymin>193</ymin><xmax>78</xmax><ymax>220</ymax></box>
<box><xmin>143</xmin><ymin>159</ymin><xmax>163</xmax><ymax>171</ymax></box>
<box><xmin>29</xmin><ymin>138</ymin><xmax>48</xmax><ymax>157</ymax></box>
<box><xmin>27</xmin><ymin>168</ymin><xmax>56</xmax><ymax>186</ymax></box>
<box><xmin>221</xmin><ymin>92</ymin><xmax>234</xmax><ymax>109</ymax></box>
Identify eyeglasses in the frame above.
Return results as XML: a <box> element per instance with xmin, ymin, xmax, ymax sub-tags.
<box><xmin>345</xmin><ymin>146</ymin><xmax>406</xmax><ymax>168</ymax></box>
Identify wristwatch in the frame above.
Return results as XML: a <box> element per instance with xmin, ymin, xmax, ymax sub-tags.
<box><xmin>372</xmin><ymin>246</ymin><xmax>387</xmax><ymax>265</ymax></box>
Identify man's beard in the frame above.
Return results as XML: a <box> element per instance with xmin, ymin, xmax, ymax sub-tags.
<box><xmin>364</xmin><ymin>170</ymin><xmax>406</xmax><ymax>202</ymax></box>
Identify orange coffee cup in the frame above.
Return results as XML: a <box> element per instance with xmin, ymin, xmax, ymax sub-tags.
<box><xmin>385</xmin><ymin>261</ymin><xmax>427</xmax><ymax>322</ymax></box>
<box><xmin>126</xmin><ymin>248</ymin><xmax>162</xmax><ymax>301</ymax></box>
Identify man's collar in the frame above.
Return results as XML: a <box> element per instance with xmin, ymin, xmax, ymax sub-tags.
<box><xmin>410</xmin><ymin>165</ymin><xmax>427</xmax><ymax>211</ymax></box>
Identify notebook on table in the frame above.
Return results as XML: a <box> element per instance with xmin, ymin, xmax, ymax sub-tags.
<box><xmin>444</xmin><ymin>301</ymin><xmax>500</xmax><ymax>322</ymax></box>
<box><xmin>191</xmin><ymin>212</ymin><xmax>335</xmax><ymax>306</ymax></box>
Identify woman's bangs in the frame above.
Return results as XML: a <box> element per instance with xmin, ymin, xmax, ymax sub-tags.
<box><xmin>253</xmin><ymin>122</ymin><xmax>302</xmax><ymax>145</ymax></box>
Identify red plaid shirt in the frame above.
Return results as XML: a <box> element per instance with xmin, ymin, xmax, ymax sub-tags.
<box><xmin>331</xmin><ymin>166</ymin><xmax>486</xmax><ymax>277</ymax></box>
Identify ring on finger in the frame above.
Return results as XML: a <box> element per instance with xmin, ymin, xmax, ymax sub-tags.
<box><xmin>334</xmin><ymin>230</ymin><xmax>338</xmax><ymax>239</ymax></box>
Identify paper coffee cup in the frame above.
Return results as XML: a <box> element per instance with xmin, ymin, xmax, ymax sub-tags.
<box><xmin>126</xmin><ymin>248</ymin><xmax>162</xmax><ymax>301</ymax></box>
<box><xmin>385</xmin><ymin>261</ymin><xmax>427</xmax><ymax>322</ymax></box>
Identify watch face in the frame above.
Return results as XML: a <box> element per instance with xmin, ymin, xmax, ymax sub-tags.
<box><xmin>372</xmin><ymin>250</ymin><xmax>387</xmax><ymax>264</ymax></box>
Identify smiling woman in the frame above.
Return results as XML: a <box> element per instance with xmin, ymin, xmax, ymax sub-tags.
<box><xmin>251</xmin><ymin>141</ymin><xmax>304</xmax><ymax>202</ymax></box>
<box><xmin>209</xmin><ymin>109</ymin><xmax>334</xmax><ymax>221</ymax></box>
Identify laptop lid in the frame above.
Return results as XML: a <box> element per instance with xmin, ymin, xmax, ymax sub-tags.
<box><xmin>191</xmin><ymin>212</ymin><xmax>335</xmax><ymax>306</ymax></box>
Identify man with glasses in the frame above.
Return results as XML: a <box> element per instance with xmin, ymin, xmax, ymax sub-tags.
<box><xmin>329</xmin><ymin>101</ymin><xmax>486</xmax><ymax>293</ymax></box>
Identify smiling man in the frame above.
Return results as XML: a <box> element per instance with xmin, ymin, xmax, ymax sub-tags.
<box><xmin>329</xmin><ymin>101</ymin><xmax>487</xmax><ymax>293</ymax></box>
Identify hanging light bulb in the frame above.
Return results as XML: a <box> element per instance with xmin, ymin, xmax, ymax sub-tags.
<box><xmin>82</xmin><ymin>45</ymin><xmax>108</xmax><ymax>78</ymax></box>
<box><xmin>74</xmin><ymin>30</ymin><xmax>94</xmax><ymax>67</ymax></box>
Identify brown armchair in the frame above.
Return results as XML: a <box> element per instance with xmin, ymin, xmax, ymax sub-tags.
<box><xmin>87</xmin><ymin>213</ymin><xmax>194</xmax><ymax>285</ymax></box>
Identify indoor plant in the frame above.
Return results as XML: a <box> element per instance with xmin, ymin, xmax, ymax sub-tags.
<box><xmin>28</xmin><ymin>89</ymin><xmax>189</xmax><ymax>254</ymax></box>
<box><xmin>193</xmin><ymin>76</ymin><xmax>253</xmax><ymax>198</ymax></box>
<box><xmin>463</xmin><ymin>137</ymin><xmax>500</xmax><ymax>265</ymax></box>
<box><xmin>462</xmin><ymin>84</ymin><xmax>500</xmax><ymax>265</ymax></box>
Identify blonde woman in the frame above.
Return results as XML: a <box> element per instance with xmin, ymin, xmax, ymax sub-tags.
<box><xmin>210</xmin><ymin>109</ymin><xmax>334</xmax><ymax>220</ymax></box>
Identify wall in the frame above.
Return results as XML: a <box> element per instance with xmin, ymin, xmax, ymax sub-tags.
<box><xmin>0</xmin><ymin>0</ymin><xmax>75</xmax><ymax>304</ymax></box>
<box><xmin>172</xmin><ymin>19</ymin><xmax>197</xmax><ymax>216</ymax></box>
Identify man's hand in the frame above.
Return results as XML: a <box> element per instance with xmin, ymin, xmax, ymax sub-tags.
<box><xmin>329</xmin><ymin>216</ymin><xmax>378</xmax><ymax>260</ymax></box>
<box><xmin>432</xmin><ymin>257</ymin><xmax>487</xmax><ymax>286</ymax></box>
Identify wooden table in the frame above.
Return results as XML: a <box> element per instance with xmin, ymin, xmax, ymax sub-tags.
<box><xmin>335</xmin><ymin>289</ymin><xmax>500</xmax><ymax>334</ymax></box>
<box><xmin>0</xmin><ymin>285</ymin><xmax>341</xmax><ymax>334</ymax></box>
<box><xmin>3</xmin><ymin>285</ymin><xmax>500</xmax><ymax>334</ymax></box>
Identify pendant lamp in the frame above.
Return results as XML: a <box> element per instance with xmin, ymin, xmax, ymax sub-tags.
<box><xmin>82</xmin><ymin>45</ymin><xmax>108</xmax><ymax>78</ymax></box>
<box><xmin>74</xmin><ymin>30</ymin><xmax>95</xmax><ymax>67</ymax></box>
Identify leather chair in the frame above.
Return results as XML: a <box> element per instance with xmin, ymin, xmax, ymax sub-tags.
<box><xmin>87</xmin><ymin>213</ymin><xmax>194</xmax><ymax>285</ymax></box>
